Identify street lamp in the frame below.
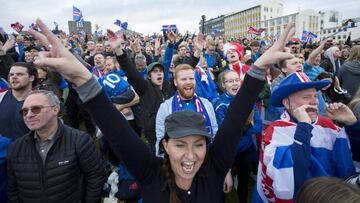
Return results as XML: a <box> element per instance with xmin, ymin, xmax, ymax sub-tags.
<box><xmin>201</xmin><ymin>15</ymin><xmax>206</xmax><ymax>34</ymax></box>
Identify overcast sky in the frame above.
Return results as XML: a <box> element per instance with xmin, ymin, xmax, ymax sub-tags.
<box><xmin>1</xmin><ymin>0</ymin><xmax>359</xmax><ymax>35</ymax></box>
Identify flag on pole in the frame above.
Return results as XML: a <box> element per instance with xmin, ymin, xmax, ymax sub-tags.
<box><xmin>247</xmin><ymin>26</ymin><xmax>265</xmax><ymax>35</ymax></box>
<box><xmin>301</xmin><ymin>31</ymin><xmax>317</xmax><ymax>43</ymax></box>
<box><xmin>73</xmin><ymin>6</ymin><xmax>84</xmax><ymax>23</ymax></box>
<box><xmin>11</xmin><ymin>22</ymin><xmax>24</xmax><ymax>33</ymax></box>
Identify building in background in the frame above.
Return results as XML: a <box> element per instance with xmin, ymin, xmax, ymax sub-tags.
<box><xmin>199</xmin><ymin>15</ymin><xmax>225</xmax><ymax>36</ymax></box>
<box><xmin>224</xmin><ymin>0</ymin><xmax>283</xmax><ymax>39</ymax></box>
<box><xmin>68</xmin><ymin>21</ymin><xmax>92</xmax><ymax>34</ymax></box>
<box><xmin>319</xmin><ymin>10</ymin><xmax>342</xmax><ymax>30</ymax></box>
<box><xmin>320</xmin><ymin>18</ymin><xmax>360</xmax><ymax>42</ymax></box>
<box><xmin>262</xmin><ymin>9</ymin><xmax>320</xmax><ymax>39</ymax></box>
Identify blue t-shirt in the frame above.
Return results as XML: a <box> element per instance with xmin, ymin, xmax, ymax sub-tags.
<box><xmin>98</xmin><ymin>71</ymin><xmax>130</xmax><ymax>99</ymax></box>
<box><xmin>0</xmin><ymin>91</ymin><xmax>29</xmax><ymax>140</ymax></box>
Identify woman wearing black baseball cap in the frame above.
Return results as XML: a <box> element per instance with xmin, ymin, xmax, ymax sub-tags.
<box><xmin>28</xmin><ymin>19</ymin><xmax>295</xmax><ymax>202</ymax></box>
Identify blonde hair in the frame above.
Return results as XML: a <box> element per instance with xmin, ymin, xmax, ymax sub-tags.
<box><xmin>349</xmin><ymin>87</ymin><xmax>360</xmax><ymax>110</ymax></box>
<box><xmin>174</xmin><ymin>64</ymin><xmax>194</xmax><ymax>79</ymax></box>
<box><xmin>347</xmin><ymin>45</ymin><xmax>360</xmax><ymax>62</ymax></box>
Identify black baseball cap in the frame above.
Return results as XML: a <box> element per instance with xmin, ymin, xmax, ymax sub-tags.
<box><xmin>165</xmin><ymin>110</ymin><xmax>210</xmax><ymax>139</ymax></box>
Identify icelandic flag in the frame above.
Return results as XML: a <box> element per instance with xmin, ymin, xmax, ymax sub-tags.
<box><xmin>301</xmin><ymin>31</ymin><xmax>317</xmax><ymax>43</ymax></box>
<box><xmin>114</xmin><ymin>19</ymin><xmax>121</xmax><ymax>27</ymax></box>
<box><xmin>10</xmin><ymin>22</ymin><xmax>24</xmax><ymax>33</ymax></box>
<box><xmin>73</xmin><ymin>6</ymin><xmax>84</xmax><ymax>22</ymax></box>
<box><xmin>161</xmin><ymin>25</ymin><xmax>177</xmax><ymax>32</ymax></box>
<box><xmin>121</xmin><ymin>22</ymin><xmax>128</xmax><ymax>30</ymax></box>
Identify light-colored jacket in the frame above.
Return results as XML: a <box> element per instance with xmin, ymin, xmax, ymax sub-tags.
<box><xmin>155</xmin><ymin>96</ymin><xmax>218</xmax><ymax>156</ymax></box>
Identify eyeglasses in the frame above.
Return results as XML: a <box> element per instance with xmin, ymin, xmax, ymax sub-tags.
<box><xmin>20</xmin><ymin>105</ymin><xmax>55</xmax><ymax>116</ymax></box>
<box><xmin>224</xmin><ymin>79</ymin><xmax>240</xmax><ymax>84</ymax></box>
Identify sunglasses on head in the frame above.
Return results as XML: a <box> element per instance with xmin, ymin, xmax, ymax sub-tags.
<box><xmin>20</xmin><ymin>105</ymin><xmax>55</xmax><ymax>116</ymax></box>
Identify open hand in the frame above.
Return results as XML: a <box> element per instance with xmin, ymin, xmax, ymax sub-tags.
<box><xmin>166</xmin><ymin>28</ymin><xmax>176</xmax><ymax>44</ymax></box>
<box><xmin>107</xmin><ymin>29</ymin><xmax>124</xmax><ymax>55</ymax></box>
<box><xmin>1</xmin><ymin>38</ymin><xmax>15</xmax><ymax>53</ymax></box>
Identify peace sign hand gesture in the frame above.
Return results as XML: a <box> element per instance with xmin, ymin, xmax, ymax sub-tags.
<box><xmin>254</xmin><ymin>23</ymin><xmax>296</xmax><ymax>69</ymax></box>
<box><xmin>29</xmin><ymin>18</ymin><xmax>92</xmax><ymax>87</ymax></box>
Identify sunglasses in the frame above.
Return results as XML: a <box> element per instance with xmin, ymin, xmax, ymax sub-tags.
<box><xmin>20</xmin><ymin>105</ymin><xmax>55</xmax><ymax>117</ymax></box>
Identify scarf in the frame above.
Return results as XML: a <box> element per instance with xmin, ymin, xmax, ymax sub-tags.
<box><xmin>171</xmin><ymin>91</ymin><xmax>213</xmax><ymax>137</ymax></box>
<box><xmin>229</xmin><ymin>62</ymin><xmax>245</xmax><ymax>81</ymax></box>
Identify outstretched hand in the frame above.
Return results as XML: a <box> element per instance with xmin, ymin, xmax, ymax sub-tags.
<box><xmin>254</xmin><ymin>23</ymin><xmax>295</xmax><ymax>69</ymax></box>
<box><xmin>1</xmin><ymin>38</ymin><xmax>15</xmax><ymax>53</ymax></box>
<box><xmin>166</xmin><ymin>28</ymin><xmax>176</xmax><ymax>44</ymax></box>
<box><xmin>29</xmin><ymin>19</ymin><xmax>91</xmax><ymax>87</ymax></box>
<box><xmin>107</xmin><ymin>29</ymin><xmax>124</xmax><ymax>55</ymax></box>
<box><xmin>326</xmin><ymin>103</ymin><xmax>357</xmax><ymax>126</ymax></box>
<box><xmin>194</xmin><ymin>32</ymin><xmax>205</xmax><ymax>51</ymax></box>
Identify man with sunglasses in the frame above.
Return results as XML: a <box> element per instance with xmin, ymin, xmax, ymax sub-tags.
<box><xmin>0</xmin><ymin>62</ymin><xmax>37</xmax><ymax>141</ymax></box>
<box><xmin>7</xmin><ymin>90</ymin><xmax>105</xmax><ymax>202</ymax></box>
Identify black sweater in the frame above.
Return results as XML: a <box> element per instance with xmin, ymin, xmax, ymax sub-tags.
<box><xmin>116</xmin><ymin>52</ymin><xmax>175</xmax><ymax>142</ymax></box>
<box><xmin>82</xmin><ymin>73</ymin><xmax>265</xmax><ymax>202</ymax></box>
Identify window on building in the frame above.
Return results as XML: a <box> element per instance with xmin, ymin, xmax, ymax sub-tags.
<box><xmin>343</xmin><ymin>35</ymin><xmax>347</xmax><ymax>39</ymax></box>
<box><xmin>333</xmin><ymin>29</ymin><xmax>336</xmax><ymax>33</ymax></box>
<box><xmin>344</xmin><ymin>28</ymin><xmax>347</xmax><ymax>31</ymax></box>
<box><xmin>270</xmin><ymin>8</ymin><xmax>273</xmax><ymax>12</ymax></box>
<box><xmin>265</xmin><ymin>21</ymin><xmax>268</xmax><ymax>27</ymax></box>
<box><xmin>277</xmin><ymin>18</ymin><xmax>282</xmax><ymax>24</ymax></box>
<box><xmin>284</xmin><ymin>16</ymin><xmax>289</xmax><ymax>23</ymax></box>
<box><xmin>338</xmin><ymin>35</ymin><xmax>341</xmax><ymax>39</ymax></box>
<box><xmin>328</xmin><ymin>30</ymin><xmax>331</xmax><ymax>34</ymax></box>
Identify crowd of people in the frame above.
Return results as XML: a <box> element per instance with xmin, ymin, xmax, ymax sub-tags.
<box><xmin>1</xmin><ymin>18</ymin><xmax>360</xmax><ymax>203</ymax></box>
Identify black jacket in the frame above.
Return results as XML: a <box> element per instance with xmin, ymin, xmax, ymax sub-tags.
<box><xmin>7</xmin><ymin>121</ymin><xmax>105</xmax><ymax>203</ymax></box>
<box><xmin>116</xmin><ymin>53</ymin><xmax>175</xmax><ymax>143</ymax></box>
<box><xmin>82</xmin><ymin>71</ymin><xmax>265</xmax><ymax>202</ymax></box>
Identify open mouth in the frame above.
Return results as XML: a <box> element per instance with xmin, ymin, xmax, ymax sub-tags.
<box><xmin>181</xmin><ymin>161</ymin><xmax>195</xmax><ymax>174</ymax></box>
<box><xmin>184</xmin><ymin>87</ymin><xmax>193</xmax><ymax>94</ymax></box>
<box><xmin>156</xmin><ymin>77</ymin><xmax>163</xmax><ymax>82</ymax></box>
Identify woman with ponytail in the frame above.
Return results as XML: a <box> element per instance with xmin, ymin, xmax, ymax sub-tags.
<box><xmin>27</xmin><ymin>19</ymin><xmax>295</xmax><ymax>202</ymax></box>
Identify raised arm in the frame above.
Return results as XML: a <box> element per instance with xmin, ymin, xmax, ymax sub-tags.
<box><xmin>28</xmin><ymin>19</ymin><xmax>159</xmax><ymax>182</ymax></box>
<box><xmin>306</xmin><ymin>40</ymin><xmax>326</xmax><ymax>66</ymax></box>
<box><xmin>210</xmin><ymin>23</ymin><xmax>295</xmax><ymax>173</ymax></box>
<box><xmin>107</xmin><ymin>30</ymin><xmax>149</xmax><ymax>96</ymax></box>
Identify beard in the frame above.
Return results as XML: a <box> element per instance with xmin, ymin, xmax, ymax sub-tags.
<box><xmin>178</xmin><ymin>85</ymin><xmax>195</xmax><ymax>100</ymax></box>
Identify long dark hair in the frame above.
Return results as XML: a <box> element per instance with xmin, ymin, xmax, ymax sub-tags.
<box><xmin>161</xmin><ymin>135</ymin><xmax>182</xmax><ymax>203</ymax></box>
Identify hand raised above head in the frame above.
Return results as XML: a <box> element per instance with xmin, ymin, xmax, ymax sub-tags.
<box><xmin>194</xmin><ymin>32</ymin><xmax>205</xmax><ymax>51</ymax></box>
<box><xmin>29</xmin><ymin>18</ymin><xmax>91</xmax><ymax>87</ymax></box>
<box><xmin>254</xmin><ymin>23</ymin><xmax>296</xmax><ymax>69</ymax></box>
<box><xmin>166</xmin><ymin>29</ymin><xmax>176</xmax><ymax>44</ymax></box>
<box><xmin>107</xmin><ymin>29</ymin><xmax>124</xmax><ymax>55</ymax></box>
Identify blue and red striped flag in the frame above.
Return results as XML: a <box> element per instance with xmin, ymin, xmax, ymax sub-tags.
<box><xmin>301</xmin><ymin>31</ymin><xmax>317</xmax><ymax>43</ymax></box>
<box><xmin>73</xmin><ymin>6</ymin><xmax>84</xmax><ymax>22</ymax></box>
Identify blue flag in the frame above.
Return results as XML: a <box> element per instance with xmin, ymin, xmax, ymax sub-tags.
<box><xmin>114</xmin><ymin>19</ymin><xmax>121</xmax><ymax>27</ymax></box>
<box><xmin>162</xmin><ymin>25</ymin><xmax>177</xmax><ymax>32</ymax></box>
<box><xmin>301</xmin><ymin>31</ymin><xmax>317</xmax><ymax>43</ymax></box>
<box><xmin>121</xmin><ymin>22</ymin><xmax>128</xmax><ymax>30</ymax></box>
<box><xmin>73</xmin><ymin>6</ymin><xmax>84</xmax><ymax>22</ymax></box>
